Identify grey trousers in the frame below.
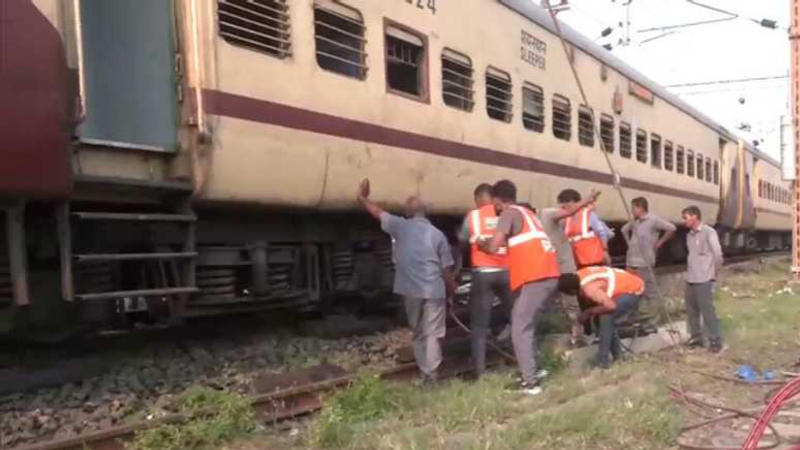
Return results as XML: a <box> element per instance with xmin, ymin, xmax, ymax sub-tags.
<box><xmin>403</xmin><ymin>296</ymin><xmax>446</xmax><ymax>377</ymax></box>
<box><xmin>512</xmin><ymin>278</ymin><xmax>559</xmax><ymax>384</ymax></box>
<box><xmin>469</xmin><ymin>270</ymin><xmax>511</xmax><ymax>374</ymax></box>
<box><xmin>628</xmin><ymin>266</ymin><xmax>659</xmax><ymax>318</ymax></box>
<box><xmin>685</xmin><ymin>282</ymin><xmax>721</xmax><ymax>342</ymax></box>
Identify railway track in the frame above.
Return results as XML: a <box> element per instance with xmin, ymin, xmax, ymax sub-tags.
<box><xmin>6</xmin><ymin>251</ymin><xmax>789</xmax><ymax>450</ymax></box>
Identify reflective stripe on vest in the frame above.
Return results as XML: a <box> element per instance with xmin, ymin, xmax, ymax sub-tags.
<box><xmin>468</xmin><ymin>205</ymin><xmax>507</xmax><ymax>267</ymax></box>
<box><xmin>565</xmin><ymin>207</ymin><xmax>597</xmax><ymax>242</ymax></box>
<box><xmin>578</xmin><ymin>267</ymin><xmax>645</xmax><ymax>299</ymax></box>
<box><xmin>507</xmin><ymin>205</ymin><xmax>549</xmax><ymax>247</ymax></box>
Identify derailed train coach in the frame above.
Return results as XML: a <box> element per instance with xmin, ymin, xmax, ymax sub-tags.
<box><xmin>0</xmin><ymin>0</ymin><xmax>791</xmax><ymax>335</ymax></box>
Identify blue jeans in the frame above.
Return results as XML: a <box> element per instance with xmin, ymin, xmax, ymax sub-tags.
<box><xmin>597</xmin><ymin>294</ymin><xmax>641</xmax><ymax>367</ymax></box>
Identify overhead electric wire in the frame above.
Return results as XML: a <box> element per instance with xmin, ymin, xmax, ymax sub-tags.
<box><xmin>666</xmin><ymin>75</ymin><xmax>789</xmax><ymax>88</ymax></box>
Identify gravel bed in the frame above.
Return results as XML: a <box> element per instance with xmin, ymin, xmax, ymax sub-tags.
<box><xmin>0</xmin><ymin>321</ymin><xmax>411</xmax><ymax>448</ymax></box>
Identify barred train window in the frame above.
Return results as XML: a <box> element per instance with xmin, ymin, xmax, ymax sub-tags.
<box><xmin>650</xmin><ymin>134</ymin><xmax>661</xmax><ymax>168</ymax></box>
<box><xmin>314</xmin><ymin>2</ymin><xmax>366</xmax><ymax>79</ymax></box>
<box><xmin>713</xmin><ymin>161</ymin><xmax>719</xmax><ymax>185</ymax></box>
<box><xmin>578</xmin><ymin>106</ymin><xmax>594</xmax><ymax>147</ymax></box>
<box><xmin>486</xmin><ymin>67</ymin><xmax>512</xmax><ymax>122</ymax></box>
<box><xmin>636</xmin><ymin>129</ymin><xmax>647</xmax><ymax>163</ymax></box>
<box><xmin>619</xmin><ymin>122</ymin><xmax>632</xmax><ymax>158</ymax></box>
<box><xmin>218</xmin><ymin>0</ymin><xmax>291</xmax><ymax>58</ymax></box>
<box><xmin>385</xmin><ymin>25</ymin><xmax>426</xmax><ymax>98</ymax></box>
<box><xmin>758</xmin><ymin>180</ymin><xmax>763</xmax><ymax>198</ymax></box>
<box><xmin>664</xmin><ymin>141</ymin><xmax>674</xmax><ymax>171</ymax></box>
<box><xmin>676</xmin><ymin>146</ymin><xmax>685</xmax><ymax>174</ymax></box>
<box><xmin>552</xmin><ymin>95</ymin><xmax>571</xmax><ymax>141</ymax></box>
<box><xmin>522</xmin><ymin>83</ymin><xmax>544</xmax><ymax>132</ymax></box>
<box><xmin>697</xmin><ymin>154</ymin><xmax>704</xmax><ymax>180</ymax></box>
<box><xmin>600</xmin><ymin>114</ymin><xmax>614</xmax><ymax>153</ymax></box>
<box><xmin>441</xmin><ymin>49</ymin><xmax>474</xmax><ymax>111</ymax></box>
<box><xmin>705</xmin><ymin>158</ymin><xmax>712</xmax><ymax>183</ymax></box>
<box><xmin>687</xmin><ymin>149</ymin><xmax>695</xmax><ymax>177</ymax></box>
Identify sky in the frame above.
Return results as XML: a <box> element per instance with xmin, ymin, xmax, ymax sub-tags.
<box><xmin>554</xmin><ymin>0</ymin><xmax>790</xmax><ymax>161</ymax></box>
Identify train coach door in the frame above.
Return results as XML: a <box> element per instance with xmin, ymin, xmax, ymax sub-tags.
<box><xmin>78</xmin><ymin>0</ymin><xmax>178</xmax><ymax>152</ymax></box>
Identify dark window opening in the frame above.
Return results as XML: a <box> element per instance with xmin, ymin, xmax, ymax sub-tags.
<box><xmin>687</xmin><ymin>150</ymin><xmax>695</xmax><ymax>177</ymax></box>
<box><xmin>697</xmin><ymin>154</ymin><xmax>704</xmax><ymax>180</ymax></box>
<box><xmin>650</xmin><ymin>134</ymin><xmax>662</xmax><ymax>168</ymax></box>
<box><xmin>552</xmin><ymin>95</ymin><xmax>571</xmax><ymax>140</ymax></box>
<box><xmin>442</xmin><ymin>49</ymin><xmax>473</xmax><ymax>111</ymax></box>
<box><xmin>522</xmin><ymin>83</ymin><xmax>544</xmax><ymax>132</ymax></box>
<box><xmin>619</xmin><ymin>122</ymin><xmax>632</xmax><ymax>158</ymax></box>
<box><xmin>578</xmin><ymin>106</ymin><xmax>594</xmax><ymax>147</ymax></box>
<box><xmin>385</xmin><ymin>27</ymin><xmax>426</xmax><ymax>97</ymax></box>
<box><xmin>713</xmin><ymin>160</ymin><xmax>719</xmax><ymax>185</ymax></box>
<box><xmin>664</xmin><ymin>141</ymin><xmax>674</xmax><ymax>171</ymax></box>
<box><xmin>705</xmin><ymin>158</ymin><xmax>712</xmax><ymax>182</ymax></box>
<box><xmin>486</xmin><ymin>67</ymin><xmax>512</xmax><ymax>122</ymax></box>
<box><xmin>218</xmin><ymin>0</ymin><xmax>291</xmax><ymax>58</ymax></box>
<box><xmin>636</xmin><ymin>129</ymin><xmax>647</xmax><ymax>163</ymax></box>
<box><xmin>314</xmin><ymin>4</ymin><xmax>366</xmax><ymax>79</ymax></box>
<box><xmin>600</xmin><ymin>114</ymin><xmax>614</xmax><ymax>153</ymax></box>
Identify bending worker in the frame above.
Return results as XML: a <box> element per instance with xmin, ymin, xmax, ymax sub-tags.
<box><xmin>480</xmin><ymin>180</ymin><xmax>560</xmax><ymax>395</ymax></box>
<box><xmin>557</xmin><ymin>267</ymin><xmax>644</xmax><ymax>368</ymax></box>
<box><xmin>558</xmin><ymin>189</ymin><xmax>612</xmax><ymax>268</ymax></box>
<box><xmin>458</xmin><ymin>183</ymin><xmax>511</xmax><ymax>377</ymax></box>
<box><xmin>357</xmin><ymin>179</ymin><xmax>456</xmax><ymax>384</ymax></box>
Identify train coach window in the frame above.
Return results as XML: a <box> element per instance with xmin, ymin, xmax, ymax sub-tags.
<box><xmin>664</xmin><ymin>141</ymin><xmax>674</xmax><ymax>171</ymax></box>
<box><xmin>552</xmin><ymin>95</ymin><xmax>572</xmax><ymax>140</ymax></box>
<box><xmin>697</xmin><ymin>154</ymin><xmax>704</xmax><ymax>180</ymax></box>
<box><xmin>218</xmin><ymin>0</ymin><xmax>291</xmax><ymax>58</ymax></box>
<box><xmin>314</xmin><ymin>2</ymin><xmax>367</xmax><ymax>79</ymax></box>
<box><xmin>687</xmin><ymin>150</ymin><xmax>695</xmax><ymax>177</ymax></box>
<box><xmin>714</xmin><ymin>161</ymin><xmax>719</xmax><ymax>185</ymax></box>
<box><xmin>578</xmin><ymin>106</ymin><xmax>595</xmax><ymax>147</ymax></box>
<box><xmin>636</xmin><ymin>129</ymin><xmax>647</xmax><ymax>163</ymax></box>
<box><xmin>705</xmin><ymin>158</ymin><xmax>712</xmax><ymax>183</ymax></box>
<box><xmin>442</xmin><ymin>49</ymin><xmax>474</xmax><ymax>111</ymax></box>
<box><xmin>758</xmin><ymin>180</ymin><xmax>763</xmax><ymax>198</ymax></box>
<box><xmin>600</xmin><ymin>114</ymin><xmax>614</xmax><ymax>153</ymax></box>
<box><xmin>486</xmin><ymin>67</ymin><xmax>513</xmax><ymax>122</ymax></box>
<box><xmin>676</xmin><ymin>146</ymin><xmax>685</xmax><ymax>174</ymax></box>
<box><xmin>650</xmin><ymin>134</ymin><xmax>662</xmax><ymax>168</ymax></box>
<box><xmin>619</xmin><ymin>122</ymin><xmax>632</xmax><ymax>158</ymax></box>
<box><xmin>522</xmin><ymin>83</ymin><xmax>545</xmax><ymax>132</ymax></box>
<box><xmin>385</xmin><ymin>24</ymin><xmax>427</xmax><ymax>99</ymax></box>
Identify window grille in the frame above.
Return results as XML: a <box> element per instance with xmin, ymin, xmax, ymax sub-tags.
<box><xmin>636</xmin><ymin>129</ymin><xmax>647</xmax><ymax>163</ymax></box>
<box><xmin>486</xmin><ymin>67</ymin><xmax>512</xmax><ymax>122</ymax></box>
<box><xmin>676</xmin><ymin>146</ymin><xmax>685</xmax><ymax>174</ymax></box>
<box><xmin>314</xmin><ymin>2</ymin><xmax>366</xmax><ymax>79</ymax></box>
<box><xmin>705</xmin><ymin>158</ymin><xmax>712</xmax><ymax>182</ymax></box>
<box><xmin>619</xmin><ymin>122</ymin><xmax>632</xmax><ymax>158</ymax></box>
<box><xmin>218</xmin><ymin>0</ymin><xmax>291</xmax><ymax>58</ymax></box>
<box><xmin>600</xmin><ymin>114</ymin><xmax>614</xmax><ymax>153</ymax></box>
<box><xmin>522</xmin><ymin>83</ymin><xmax>544</xmax><ymax>132</ymax></box>
<box><xmin>650</xmin><ymin>134</ymin><xmax>661</xmax><ymax>168</ymax></box>
<box><xmin>664</xmin><ymin>141</ymin><xmax>674</xmax><ymax>171</ymax></box>
<box><xmin>552</xmin><ymin>95</ymin><xmax>571</xmax><ymax>140</ymax></box>
<box><xmin>385</xmin><ymin>26</ymin><xmax>426</xmax><ymax>97</ymax></box>
<box><xmin>687</xmin><ymin>150</ymin><xmax>695</xmax><ymax>177</ymax></box>
<box><xmin>442</xmin><ymin>49</ymin><xmax>473</xmax><ymax>111</ymax></box>
<box><xmin>578</xmin><ymin>106</ymin><xmax>594</xmax><ymax>147</ymax></box>
<box><xmin>697</xmin><ymin>154</ymin><xmax>704</xmax><ymax>180</ymax></box>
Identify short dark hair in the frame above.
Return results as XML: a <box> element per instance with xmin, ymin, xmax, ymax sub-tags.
<box><xmin>557</xmin><ymin>189</ymin><xmax>581</xmax><ymax>203</ymax></box>
<box><xmin>631</xmin><ymin>197</ymin><xmax>649</xmax><ymax>212</ymax></box>
<box><xmin>557</xmin><ymin>273</ymin><xmax>580</xmax><ymax>295</ymax></box>
<box><xmin>473</xmin><ymin>183</ymin><xmax>493</xmax><ymax>198</ymax></box>
<box><xmin>682</xmin><ymin>205</ymin><xmax>702</xmax><ymax>219</ymax></box>
<box><xmin>491</xmin><ymin>179</ymin><xmax>517</xmax><ymax>202</ymax></box>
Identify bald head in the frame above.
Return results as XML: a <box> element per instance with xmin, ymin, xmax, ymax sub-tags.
<box><xmin>404</xmin><ymin>195</ymin><xmax>426</xmax><ymax>218</ymax></box>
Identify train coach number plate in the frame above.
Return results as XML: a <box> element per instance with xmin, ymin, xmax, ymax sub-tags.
<box><xmin>521</xmin><ymin>30</ymin><xmax>547</xmax><ymax>70</ymax></box>
<box><xmin>406</xmin><ymin>0</ymin><xmax>437</xmax><ymax>14</ymax></box>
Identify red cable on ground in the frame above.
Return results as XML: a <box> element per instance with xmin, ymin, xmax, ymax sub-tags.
<box><xmin>742</xmin><ymin>375</ymin><xmax>800</xmax><ymax>449</ymax></box>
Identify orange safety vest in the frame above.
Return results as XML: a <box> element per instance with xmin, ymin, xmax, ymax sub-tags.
<box><xmin>467</xmin><ymin>204</ymin><xmax>508</xmax><ymax>269</ymax></box>
<box><xmin>577</xmin><ymin>266</ymin><xmax>644</xmax><ymax>301</ymax></box>
<box><xmin>564</xmin><ymin>206</ymin><xmax>606</xmax><ymax>268</ymax></box>
<box><xmin>507</xmin><ymin>205</ymin><xmax>560</xmax><ymax>291</ymax></box>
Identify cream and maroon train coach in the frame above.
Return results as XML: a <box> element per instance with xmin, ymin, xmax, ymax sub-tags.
<box><xmin>2</xmin><ymin>0</ymin><xmax>791</xmax><ymax>332</ymax></box>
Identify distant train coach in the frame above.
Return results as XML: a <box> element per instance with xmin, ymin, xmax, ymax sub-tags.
<box><xmin>0</xmin><ymin>0</ymin><xmax>791</xmax><ymax>335</ymax></box>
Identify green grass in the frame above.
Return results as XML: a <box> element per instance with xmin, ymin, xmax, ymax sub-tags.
<box><xmin>128</xmin><ymin>387</ymin><xmax>256</xmax><ymax>450</ymax></box>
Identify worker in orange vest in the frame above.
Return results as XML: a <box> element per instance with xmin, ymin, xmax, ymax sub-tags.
<box><xmin>480</xmin><ymin>180</ymin><xmax>560</xmax><ymax>395</ymax></box>
<box><xmin>557</xmin><ymin>267</ymin><xmax>644</xmax><ymax>368</ymax></box>
<box><xmin>458</xmin><ymin>183</ymin><xmax>510</xmax><ymax>377</ymax></box>
<box><xmin>558</xmin><ymin>189</ymin><xmax>612</xmax><ymax>268</ymax></box>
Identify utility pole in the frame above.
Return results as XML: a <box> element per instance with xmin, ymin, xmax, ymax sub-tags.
<box><xmin>792</xmin><ymin>0</ymin><xmax>800</xmax><ymax>280</ymax></box>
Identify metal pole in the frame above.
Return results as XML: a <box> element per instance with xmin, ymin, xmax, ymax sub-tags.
<box><xmin>792</xmin><ymin>0</ymin><xmax>799</xmax><ymax>278</ymax></box>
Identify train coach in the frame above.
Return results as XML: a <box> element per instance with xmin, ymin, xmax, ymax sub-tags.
<box><xmin>0</xmin><ymin>0</ymin><xmax>791</xmax><ymax>334</ymax></box>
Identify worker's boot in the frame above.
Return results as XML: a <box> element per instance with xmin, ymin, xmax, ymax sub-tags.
<box><xmin>709</xmin><ymin>338</ymin><xmax>723</xmax><ymax>354</ymax></box>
